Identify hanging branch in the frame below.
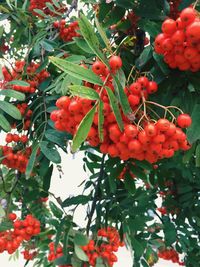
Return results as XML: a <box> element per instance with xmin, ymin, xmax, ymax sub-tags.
<box><xmin>86</xmin><ymin>154</ymin><xmax>105</xmax><ymax>235</ymax></box>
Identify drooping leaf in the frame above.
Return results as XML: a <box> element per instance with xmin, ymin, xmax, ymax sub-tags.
<box><xmin>25</xmin><ymin>144</ymin><xmax>39</xmax><ymax>179</ymax></box>
<box><xmin>0</xmin><ymin>89</ymin><xmax>25</xmax><ymax>101</ymax></box>
<box><xmin>72</xmin><ymin>105</ymin><xmax>96</xmax><ymax>152</ymax></box>
<box><xmin>74</xmin><ymin>233</ymin><xmax>89</xmax><ymax>246</ymax></box>
<box><xmin>49</xmin><ymin>57</ymin><xmax>103</xmax><ymax>86</ymax></box>
<box><xmin>95</xmin><ymin>16</ymin><xmax>112</xmax><ymax>53</ymax></box>
<box><xmin>40</xmin><ymin>141</ymin><xmax>61</xmax><ymax>164</ymax></box>
<box><xmin>98</xmin><ymin>100</ymin><xmax>104</xmax><ymax>142</ymax></box>
<box><xmin>49</xmin><ymin>201</ymin><xmax>63</xmax><ymax>219</ymax></box>
<box><xmin>75</xmin><ymin>245</ymin><xmax>88</xmax><ymax>261</ymax></box>
<box><xmin>105</xmin><ymin>86</ymin><xmax>124</xmax><ymax>131</ymax></box>
<box><xmin>0</xmin><ymin>113</ymin><xmax>11</xmax><ymax>132</ymax></box>
<box><xmin>6</xmin><ymin>80</ymin><xmax>30</xmax><ymax>87</ymax></box>
<box><xmin>43</xmin><ymin>164</ymin><xmax>53</xmax><ymax>192</ymax></box>
<box><xmin>62</xmin><ymin>195</ymin><xmax>90</xmax><ymax>208</ymax></box>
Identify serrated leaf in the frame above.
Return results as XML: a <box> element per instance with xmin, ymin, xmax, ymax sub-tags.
<box><xmin>105</xmin><ymin>86</ymin><xmax>123</xmax><ymax>131</ymax></box>
<box><xmin>0</xmin><ymin>101</ymin><xmax>21</xmax><ymax>120</ymax></box>
<box><xmin>0</xmin><ymin>113</ymin><xmax>11</xmax><ymax>132</ymax></box>
<box><xmin>74</xmin><ymin>233</ymin><xmax>89</xmax><ymax>246</ymax></box>
<box><xmin>0</xmin><ymin>89</ymin><xmax>25</xmax><ymax>101</ymax></box>
<box><xmin>25</xmin><ymin>144</ymin><xmax>39</xmax><ymax>179</ymax></box>
<box><xmin>49</xmin><ymin>56</ymin><xmax>103</xmax><ymax>86</ymax></box>
<box><xmin>78</xmin><ymin>14</ymin><xmax>108</xmax><ymax>66</ymax></box>
<box><xmin>95</xmin><ymin>16</ymin><xmax>112</xmax><ymax>53</ymax></box>
<box><xmin>49</xmin><ymin>201</ymin><xmax>63</xmax><ymax>219</ymax></box>
<box><xmin>98</xmin><ymin>100</ymin><xmax>104</xmax><ymax>142</ymax></box>
<box><xmin>113</xmin><ymin>76</ymin><xmax>132</xmax><ymax>115</ymax></box>
<box><xmin>40</xmin><ymin>141</ymin><xmax>61</xmax><ymax>164</ymax></box>
<box><xmin>68</xmin><ymin>85</ymin><xmax>100</xmax><ymax>100</ymax></box>
<box><xmin>75</xmin><ymin>245</ymin><xmax>88</xmax><ymax>261</ymax></box>
<box><xmin>72</xmin><ymin>105</ymin><xmax>96</xmax><ymax>152</ymax></box>
<box><xmin>62</xmin><ymin>195</ymin><xmax>90</xmax><ymax>208</ymax></box>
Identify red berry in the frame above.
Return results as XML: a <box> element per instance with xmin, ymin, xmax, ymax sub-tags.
<box><xmin>177</xmin><ymin>114</ymin><xmax>192</xmax><ymax>128</ymax></box>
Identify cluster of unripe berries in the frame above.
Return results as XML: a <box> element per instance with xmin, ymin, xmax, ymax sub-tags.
<box><xmin>51</xmin><ymin>55</ymin><xmax>191</xmax><ymax>163</ymax></box>
<box><xmin>82</xmin><ymin>227</ymin><xmax>124</xmax><ymax>267</ymax></box>
<box><xmin>2</xmin><ymin>61</ymin><xmax>49</xmax><ymax>93</ymax></box>
<box><xmin>0</xmin><ymin>133</ymin><xmax>32</xmax><ymax>173</ymax></box>
<box><xmin>158</xmin><ymin>248</ymin><xmax>185</xmax><ymax>265</ymax></box>
<box><xmin>155</xmin><ymin>7</ymin><xmax>200</xmax><ymax>72</ymax></box>
<box><xmin>29</xmin><ymin>0</ymin><xmax>67</xmax><ymax>17</ymax></box>
<box><xmin>53</xmin><ymin>20</ymin><xmax>80</xmax><ymax>42</ymax></box>
<box><xmin>0</xmin><ymin>213</ymin><xmax>40</xmax><ymax>255</ymax></box>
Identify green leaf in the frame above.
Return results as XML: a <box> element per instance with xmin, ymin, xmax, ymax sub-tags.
<box><xmin>0</xmin><ymin>101</ymin><xmax>21</xmax><ymax>120</ymax></box>
<box><xmin>105</xmin><ymin>86</ymin><xmax>123</xmax><ymax>131</ymax></box>
<box><xmin>164</xmin><ymin>221</ymin><xmax>176</xmax><ymax>246</ymax></box>
<box><xmin>0</xmin><ymin>113</ymin><xmax>11</xmax><ymax>132</ymax></box>
<box><xmin>131</xmin><ymin>237</ymin><xmax>145</xmax><ymax>258</ymax></box>
<box><xmin>0</xmin><ymin>221</ymin><xmax>13</xmax><ymax>231</ymax></box>
<box><xmin>135</xmin><ymin>46</ymin><xmax>153</xmax><ymax>69</ymax></box>
<box><xmin>72</xmin><ymin>105</ymin><xmax>96</xmax><ymax>152</ymax></box>
<box><xmin>75</xmin><ymin>245</ymin><xmax>88</xmax><ymax>261</ymax></box>
<box><xmin>195</xmin><ymin>144</ymin><xmax>200</xmax><ymax>167</ymax></box>
<box><xmin>49</xmin><ymin>56</ymin><xmax>103</xmax><ymax>86</ymax></box>
<box><xmin>153</xmin><ymin>53</ymin><xmax>170</xmax><ymax>75</ymax></box>
<box><xmin>74</xmin><ymin>38</ymin><xmax>93</xmax><ymax>54</ymax></box>
<box><xmin>78</xmin><ymin>14</ymin><xmax>108</xmax><ymax>66</ymax></box>
<box><xmin>98</xmin><ymin>100</ymin><xmax>104</xmax><ymax>142</ymax></box>
<box><xmin>43</xmin><ymin>164</ymin><xmax>53</xmax><ymax>192</ymax></box>
<box><xmin>95</xmin><ymin>16</ymin><xmax>112</xmax><ymax>53</ymax></box>
<box><xmin>74</xmin><ymin>233</ymin><xmax>89</xmax><ymax>246</ymax></box>
<box><xmin>124</xmin><ymin>172</ymin><xmax>136</xmax><ymax>195</ymax></box>
<box><xmin>62</xmin><ymin>195</ymin><xmax>90</xmax><ymax>208</ymax></box>
<box><xmin>113</xmin><ymin>76</ymin><xmax>132</xmax><ymax>115</ymax></box>
<box><xmin>178</xmin><ymin>0</ymin><xmax>194</xmax><ymax>10</ymax></box>
<box><xmin>0</xmin><ymin>89</ymin><xmax>25</xmax><ymax>101</ymax></box>
<box><xmin>0</xmin><ymin>206</ymin><xmax>5</xmax><ymax>218</ymax></box>
<box><xmin>187</xmin><ymin>104</ymin><xmax>200</xmax><ymax>143</ymax></box>
<box><xmin>40</xmin><ymin>141</ymin><xmax>61</xmax><ymax>164</ymax></box>
<box><xmin>68</xmin><ymin>85</ymin><xmax>100</xmax><ymax>100</ymax></box>
<box><xmin>49</xmin><ymin>201</ymin><xmax>63</xmax><ymax>219</ymax></box>
<box><xmin>25</xmin><ymin>144</ymin><xmax>39</xmax><ymax>179</ymax></box>
<box><xmin>6</xmin><ymin>80</ymin><xmax>30</xmax><ymax>87</ymax></box>
<box><xmin>45</xmin><ymin>129</ymin><xmax>70</xmax><ymax>149</ymax></box>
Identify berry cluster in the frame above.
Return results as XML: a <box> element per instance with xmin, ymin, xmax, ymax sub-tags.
<box><xmin>167</xmin><ymin>0</ymin><xmax>182</xmax><ymax>19</ymax></box>
<box><xmin>29</xmin><ymin>0</ymin><xmax>67</xmax><ymax>17</ymax></box>
<box><xmin>53</xmin><ymin>20</ymin><xmax>80</xmax><ymax>42</ymax></box>
<box><xmin>82</xmin><ymin>227</ymin><xmax>124</xmax><ymax>267</ymax></box>
<box><xmin>0</xmin><ymin>214</ymin><xmax>40</xmax><ymax>254</ymax></box>
<box><xmin>51</xmin><ymin>56</ymin><xmax>191</xmax><ymax>164</ymax></box>
<box><xmin>22</xmin><ymin>249</ymin><xmax>37</xmax><ymax>260</ymax></box>
<box><xmin>0</xmin><ymin>133</ymin><xmax>33</xmax><ymax>173</ymax></box>
<box><xmin>2</xmin><ymin>61</ymin><xmax>49</xmax><ymax>93</ymax></box>
<box><xmin>14</xmin><ymin>103</ymin><xmax>32</xmax><ymax>130</ymax></box>
<box><xmin>155</xmin><ymin>7</ymin><xmax>200</xmax><ymax>72</ymax></box>
<box><xmin>158</xmin><ymin>248</ymin><xmax>185</xmax><ymax>265</ymax></box>
<box><xmin>48</xmin><ymin>242</ymin><xmax>65</xmax><ymax>262</ymax></box>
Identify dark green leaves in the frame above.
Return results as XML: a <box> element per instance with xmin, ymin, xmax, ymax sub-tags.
<box><xmin>25</xmin><ymin>144</ymin><xmax>39</xmax><ymax>179</ymax></box>
<box><xmin>135</xmin><ymin>46</ymin><xmax>153</xmax><ymax>69</ymax></box>
<box><xmin>0</xmin><ymin>113</ymin><xmax>11</xmax><ymax>132</ymax></box>
<box><xmin>43</xmin><ymin>164</ymin><xmax>53</xmax><ymax>192</ymax></box>
<box><xmin>74</xmin><ymin>233</ymin><xmax>89</xmax><ymax>246</ymax></box>
<box><xmin>40</xmin><ymin>141</ymin><xmax>61</xmax><ymax>164</ymax></box>
<box><xmin>187</xmin><ymin>104</ymin><xmax>200</xmax><ymax>143</ymax></box>
<box><xmin>72</xmin><ymin>105</ymin><xmax>96</xmax><ymax>152</ymax></box>
<box><xmin>62</xmin><ymin>195</ymin><xmax>90</xmax><ymax>208</ymax></box>
<box><xmin>98</xmin><ymin>100</ymin><xmax>104</xmax><ymax>142</ymax></box>
<box><xmin>49</xmin><ymin>57</ymin><xmax>103</xmax><ymax>86</ymax></box>
<box><xmin>6</xmin><ymin>80</ymin><xmax>30</xmax><ymax>87</ymax></box>
<box><xmin>49</xmin><ymin>201</ymin><xmax>63</xmax><ymax>219</ymax></box>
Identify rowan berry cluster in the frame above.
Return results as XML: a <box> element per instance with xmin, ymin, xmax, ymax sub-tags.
<box><xmin>53</xmin><ymin>20</ymin><xmax>80</xmax><ymax>42</ymax></box>
<box><xmin>29</xmin><ymin>0</ymin><xmax>67</xmax><ymax>17</ymax></box>
<box><xmin>167</xmin><ymin>0</ymin><xmax>182</xmax><ymax>19</ymax></box>
<box><xmin>82</xmin><ymin>227</ymin><xmax>124</xmax><ymax>267</ymax></box>
<box><xmin>48</xmin><ymin>242</ymin><xmax>65</xmax><ymax>262</ymax></box>
<box><xmin>15</xmin><ymin>103</ymin><xmax>32</xmax><ymax>130</ymax></box>
<box><xmin>21</xmin><ymin>249</ymin><xmax>37</xmax><ymax>260</ymax></box>
<box><xmin>2</xmin><ymin>61</ymin><xmax>49</xmax><ymax>93</ymax></box>
<box><xmin>0</xmin><ymin>214</ymin><xmax>40</xmax><ymax>255</ymax></box>
<box><xmin>155</xmin><ymin>7</ymin><xmax>200</xmax><ymax>72</ymax></box>
<box><xmin>51</xmin><ymin>55</ymin><xmax>191</xmax><ymax>163</ymax></box>
<box><xmin>158</xmin><ymin>248</ymin><xmax>185</xmax><ymax>265</ymax></box>
<box><xmin>0</xmin><ymin>133</ymin><xmax>32</xmax><ymax>173</ymax></box>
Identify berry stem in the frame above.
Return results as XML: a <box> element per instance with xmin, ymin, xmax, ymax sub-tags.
<box><xmin>145</xmin><ymin>101</ymin><xmax>176</xmax><ymax>121</ymax></box>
